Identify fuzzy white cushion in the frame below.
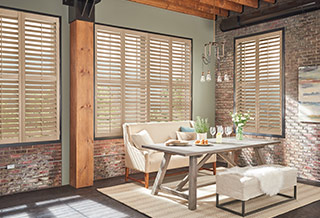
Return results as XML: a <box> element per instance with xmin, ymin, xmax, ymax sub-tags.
<box><xmin>131</xmin><ymin>129</ymin><xmax>154</xmax><ymax>149</ymax></box>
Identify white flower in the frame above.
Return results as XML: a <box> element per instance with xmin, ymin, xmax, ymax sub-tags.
<box><xmin>238</xmin><ymin>123</ymin><xmax>244</xmax><ymax>127</ymax></box>
<box><xmin>241</xmin><ymin>117</ymin><xmax>246</xmax><ymax>120</ymax></box>
<box><xmin>236</xmin><ymin>118</ymin><xmax>239</xmax><ymax>122</ymax></box>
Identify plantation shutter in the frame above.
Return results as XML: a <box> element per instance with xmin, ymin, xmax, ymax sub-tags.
<box><xmin>235</xmin><ymin>30</ymin><xmax>283</xmax><ymax>136</ymax></box>
<box><xmin>23</xmin><ymin>14</ymin><xmax>60</xmax><ymax>142</ymax></box>
<box><xmin>124</xmin><ymin>31</ymin><xmax>148</xmax><ymax>123</ymax></box>
<box><xmin>0</xmin><ymin>8</ymin><xmax>60</xmax><ymax>145</ymax></box>
<box><xmin>95</xmin><ymin>27</ymin><xmax>122</xmax><ymax>137</ymax></box>
<box><xmin>95</xmin><ymin>24</ymin><xmax>192</xmax><ymax>138</ymax></box>
<box><xmin>0</xmin><ymin>10</ymin><xmax>20</xmax><ymax>144</ymax></box>
<box><xmin>171</xmin><ymin>39</ymin><xmax>192</xmax><ymax>121</ymax></box>
<box><xmin>149</xmin><ymin>35</ymin><xmax>171</xmax><ymax>122</ymax></box>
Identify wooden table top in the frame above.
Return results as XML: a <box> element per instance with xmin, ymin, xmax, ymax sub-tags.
<box><xmin>142</xmin><ymin>137</ymin><xmax>280</xmax><ymax>156</ymax></box>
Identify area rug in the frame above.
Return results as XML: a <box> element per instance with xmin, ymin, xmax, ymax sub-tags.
<box><xmin>98</xmin><ymin>171</ymin><xmax>320</xmax><ymax>218</ymax></box>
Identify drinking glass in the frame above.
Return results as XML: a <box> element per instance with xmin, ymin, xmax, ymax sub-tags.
<box><xmin>210</xmin><ymin>127</ymin><xmax>216</xmax><ymax>138</ymax></box>
<box><xmin>225</xmin><ymin>126</ymin><xmax>233</xmax><ymax>137</ymax></box>
<box><xmin>217</xmin><ymin>125</ymin><xmax>224</xmax><ymax>135</ymax></box>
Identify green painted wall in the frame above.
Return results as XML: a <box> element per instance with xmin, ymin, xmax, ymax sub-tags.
<box><xmin>0</xmin><ymin>0</ymin><xmax>215</xmax><ymax>185</ymax></box>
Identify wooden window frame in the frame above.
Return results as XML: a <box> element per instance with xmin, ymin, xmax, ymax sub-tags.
<box><xmin>0</xmin><ymin>7</ymin><xmax>61</xmax><ymax>147</ymax></box>
<box><xmin>233</xmin><ymin>28</ymin><xmax>285</xmax><ymax>138</ymax></box>
<box><xmin>94</xmin><ymin>23</ymin><xmax>193</xmax><ymax>139</ymax></box>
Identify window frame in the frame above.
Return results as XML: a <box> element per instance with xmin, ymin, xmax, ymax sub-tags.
<box><xmin>0</xmin><ymin>6</ymin><xmax>61</xmax><ymax>148</ymax></box>
<box><xmin>233</xmin><ymin>28</ymin><xmax>285</xmax><ymax>138</ymax></box>
<box><xmin>94</xmin><ymin>23</ymin><xmax>193</xmax><ymax>140</ymax></box>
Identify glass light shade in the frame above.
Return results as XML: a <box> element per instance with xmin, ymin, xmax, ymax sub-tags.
<box><xmin>206</xmin><ymin>71</ymin><xmax>212</xmax><ymax>81</ymax></box>
<box><xmin>217</xmin><ymin>75</ymin><xmax>222</xmax><ymax>83</ymax></box>
<box><xmin>224</xmin><ymin>74</ymin><xmax>229</xmax><ymax>82</ymax></box>
<box><xmin>200</xmin><ymin>72</ymin><xmax>206</xmax><ymax>82</ymax></box>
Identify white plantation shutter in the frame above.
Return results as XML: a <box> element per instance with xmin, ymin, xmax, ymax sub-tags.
<box><xmin>149</xmin><ymin>36</ymin><xmax>171</xmax><ymax>122</ymax></box>
<box><xmin>235</xmin><ymin>30</ymin><xmax>283</xmax><ymax>136</ymax></box>
<box><xmin>23</xmin><ymin>14</ymin><xmax>59</xmax><ymax>142</ymax></box>
<box><xmin>95</xmin><ymin>27</ymin><xmax>122</xmax><ymax>137</ymax></box>
<box><xmin>0</xmin><ymin>8</ymin><xmax>60</xmax><ymax>144</ymax></box>
<box><xmin>0</xmin><ymin>10</ymin><xmax>20</xmax><ymax>144</ymax></box>
<box><xmin>95</xmin><ymin>25</ymin><xmax>192</xmax><ymax>137</ymax></box>
<box><xmin>172</xmin><ymin>39</ymin><xmax>192</xmax><ymax>121</ymax></box>
<box><xmin>124</xmin><ymin>32</ymin><xmax>148</xmax><ymax>123</ymax></box>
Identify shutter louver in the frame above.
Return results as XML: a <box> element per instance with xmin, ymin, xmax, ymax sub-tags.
<box><xmin>95</xmin><ymin>25</ymin><xmax>192</xmax><ymax>138</ymax></box>
<box><xmin>149</xmin><ymin>36</ymin><xmax>170</xmax><ymax>122</ymax></box>
<box><xmin>23</xmin><ymin>15</ymin><xmax>60</xmax><ymax>142</ymax></box>
<box><xmin>172</xmin><ymin>39</ymin><xmax>191</xmax><ymax>121</ymax></box>
<box><xmin>0</xmin><ymin>12</ymin><xmax>20</xmax><ymax>143</ymax></box>
<box><xmin>95</xmin><ymin>28</ymin><xmax>122</xmax><ymax>137</ymax></box>
<box><xmin>235</xmin><ymin>30</ymin><xmax>283</xmax><ymax>136</ymax></box>
<box><xmin>124</xmin><ymin>32</ymin><xmax>148</xmax><ymax>123</ymax></box>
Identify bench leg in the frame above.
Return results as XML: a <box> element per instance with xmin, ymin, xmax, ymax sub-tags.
<box><xmin>241</xmin><ymin>201</ymin><xmax>245</xmax><ymax>217</ymax></box>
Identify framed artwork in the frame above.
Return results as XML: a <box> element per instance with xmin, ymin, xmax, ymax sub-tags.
<box><xmin>298</xmin><ymin>66</ymin><xmax>320</xmax><ymax>123</ymax></box>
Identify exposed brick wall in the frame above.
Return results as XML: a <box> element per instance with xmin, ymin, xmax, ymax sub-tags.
<box><xmin>94</xmin><ymin>139</ymin><xmax>125</xmax><ymax>180</ymax></box>
<box><xmin>0</xmin><ymin>143</ymin><xmax>62</xmax><ymax>196</ymax></box>
<box><xmin>215</xmin><ymin>0</ymin><xmax>320</xmax><ymax>181</ymax></box>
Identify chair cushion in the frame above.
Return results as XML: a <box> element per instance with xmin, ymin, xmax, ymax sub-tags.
<box><xmin>131</xmin><ymin>130</ymin><xmax>154</xmax><ymax>149</ymax></box>
<box><xmin>176</xmin><ymin>131</ymin><xmax>196</xmax><ymax>141</ymax></box>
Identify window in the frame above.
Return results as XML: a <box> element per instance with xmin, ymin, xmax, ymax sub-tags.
<box><xmin>95</xmin><ymin>25</ymin><xmax>192</xmax><ymax>138</ymax></box>
<box><xmin>0</xmin><ymin>8</ymin><xmax>60</xmax><ymax>144</ymax></box>
<box><xmin>235</xmin><ymin>30</ymin><xmax>283</xmax><ymax>136</ymax></box>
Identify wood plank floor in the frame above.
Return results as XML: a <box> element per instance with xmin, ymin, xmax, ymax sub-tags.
<box><xmin>0</xmin><ymin>168</ymin><xmax>319</xmax><ymax>218</ymax></box>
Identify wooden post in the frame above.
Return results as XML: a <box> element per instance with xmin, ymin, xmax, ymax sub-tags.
<box><xmin>70</xmin><ymin>20</ymin><xmax>94</xmax><ymax>188</ymax></box>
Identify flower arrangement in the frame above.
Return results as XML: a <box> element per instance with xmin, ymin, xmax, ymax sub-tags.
<box><xmin>194</xmin><ymin>116</ymin><xmax>209</xmax><ymax>133</ymax></box>
<box><xmin>230</xmin><ymin>112</ymin><xmax>251</xmax><ymax>140</ymax></box>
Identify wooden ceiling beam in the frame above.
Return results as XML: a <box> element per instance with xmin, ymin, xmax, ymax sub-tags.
<box><xmin>263</xmin><ymin>0</ymin><xmax>276</xmax><ymax>3</ymax></box>
<box><xmin>128</xmin><ymin>0</ymin><xmax>231</xmax><ymax>19</ymax></box>
<box><xmin>166</xmin><ymin>0</ymin><xmax>228</xmax><ymax>17</ymax></box>
<box><xmin>227</xmin><ymin>0</ymin><xmax>258</xmax><ymax>8</ymax></box>
<box><xmin>199</xmin><ymin>0</ymin><xmax>243</xmax><ymax>13</ymax></box>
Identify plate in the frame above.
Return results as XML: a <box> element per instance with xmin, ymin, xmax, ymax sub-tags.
<box><xmin>195</xmin><ymin>143</ymin><xmax>214</xmax><ymax>146</ymax></box>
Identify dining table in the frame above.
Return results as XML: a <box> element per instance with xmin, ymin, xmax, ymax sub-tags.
<box><xmin>142</xmin><ymin>137</ymin><xmax>281</xmax><ymax>210</ymax></box>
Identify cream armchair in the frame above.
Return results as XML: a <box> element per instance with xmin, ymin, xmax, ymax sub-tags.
<box><xmin>123</xmin><ymin>121</ymin><xmax>216</xmax><ymax>188</ymax></box>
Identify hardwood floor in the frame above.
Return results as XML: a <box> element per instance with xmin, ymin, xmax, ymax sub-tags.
<box><xmin>0</xmin><ymin>168</ymin><xmax>319</xmax><ymax>218</ymax></box>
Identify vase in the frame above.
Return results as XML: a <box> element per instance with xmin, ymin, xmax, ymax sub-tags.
<box><xmin>236</xmin><ymin>126</ymin><xmax>243</xmax><ymax>140</ymax></box>
<box><xmin>196</xmin><ymin>133</ymin><xmax>207</xmax><ymax>141</ymax></box>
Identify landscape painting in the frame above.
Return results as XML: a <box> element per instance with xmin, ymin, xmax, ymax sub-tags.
<box><xmin>298</xmin><ymin>66</ymin><xmax>320</xmax><ymax>123</ymax></box>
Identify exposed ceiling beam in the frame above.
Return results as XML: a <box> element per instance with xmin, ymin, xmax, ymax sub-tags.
<box><xmin>128</xmin><ymin>0</ymin><xmax>225</xmax><ymax>20</ymax></box>
<box><xmin>263</xmin><ymin>0</ymin><xmax>276</xmax><ymax>3</ymax></box>
<box><xmin>166</xmin><ymin>0</ymin><xmax>228</xmax><ymax>17</ymax></box>
<box><xmin>199</xmin><ymin>0</ymin><xmax>243</xmax><ymax>13</ymax></box>
<box><xmin>227</xmin><ymin>0</ymin><xmax>258</xmax><ymax>8</ymax></box>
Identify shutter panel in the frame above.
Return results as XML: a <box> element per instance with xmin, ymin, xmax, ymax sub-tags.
<box><xmin>257</xmin><ymin>32</ymin><xmax>282</xmax><ymax>135</ymax></box>
<box><xmin>95</xmin><ymin>27</ymin><xmax>122</xmax><ymax>137</ymax></box>
<box><xmin>94</xmin><ymin>25</ymin><xmax>192</xmax><ymax>138</ymax></box>
<box><xmin>149</xmin><ymin>36</ymin><xmax>170</xmax><ymax>122</ymax></box>
<box><xmin>124</xmin><ymin>31</ymin><xmax>148</xmax><ymax>123</ymax></box>
<box><xmin>0</xmin><ymin>11</ymin><xmax>20</xmax><ymax>143</ymax></box>
<box><xmin>235</xmin><ymin>30</ymin><xmax>283</xmax><ymax>136</ymax></box>
<box><xmin>23</xmin><ymin>14</ymin><xmax>60</xmax><ymax>142</ymax></box>
<box><xmin>235</xmin><ymin>39</ymin><xmax>257</xmax><ymax>132</ymax></box>
<box><xmin>172</xmin><ymin>39</ymin><xmax>191</xmax><ymax>121</ymax></box>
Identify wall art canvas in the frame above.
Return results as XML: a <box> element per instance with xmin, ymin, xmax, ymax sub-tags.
<box><xmin>298</xmin><ymin>66</ymin><xmax>320</xmax><ymax>123</ymax></box>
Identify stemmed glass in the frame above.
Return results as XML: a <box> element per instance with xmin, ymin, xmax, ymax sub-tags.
<box><xmin>225</xmin><ymin>126</ymin><xmax>233</xmax><ymax>137</ymax></box>
<box><xmin>210</xmin><ymin>127</ymin><xmax>216</xmax><ymax>138</ymax></box>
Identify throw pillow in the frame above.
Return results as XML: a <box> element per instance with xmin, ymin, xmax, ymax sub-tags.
<box><xmin>131</xmin><ymin>130</ymin><xmax>154</xmax><ymax>149</ymax></box>
<box><xmin>176</xmin><ymin>131</ymin><xmax>196</xmax><ymax>141</ymax></box>
<box><xmin>180</xmin><ymin>126</ymin><xmax>195</xmax><ymax>132</ymax></box>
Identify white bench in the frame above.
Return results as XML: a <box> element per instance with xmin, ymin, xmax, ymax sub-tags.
<box><xmin>216</xmin><ymin>165</ymin><xmax>297</xmax><ymax>217</ymax></box>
